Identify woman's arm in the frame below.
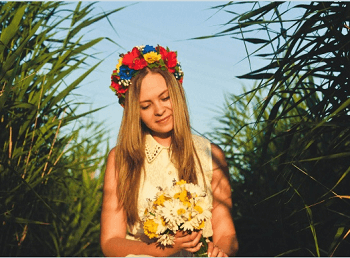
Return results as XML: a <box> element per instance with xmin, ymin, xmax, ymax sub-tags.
<box><xmin>100</xmin><ymin>148</ymin><xmax>203</xmax><ymax>257</ymax></box>
<box><xmin>209</xmin><ymin>143</ymin><xmax>239</xmax><ymax>257</ymax></box>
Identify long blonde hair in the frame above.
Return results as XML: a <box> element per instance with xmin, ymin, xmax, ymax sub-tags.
<box><xmin>115</xmin><ymin>67</ymin><xmax>204</xmax><ymax>227</ymax></box>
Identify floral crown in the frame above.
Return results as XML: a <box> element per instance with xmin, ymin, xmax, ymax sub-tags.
<box><xmin>110</xmin><ymin>45</ymin><xmax>184</xmax><ymax>106</ymax></box>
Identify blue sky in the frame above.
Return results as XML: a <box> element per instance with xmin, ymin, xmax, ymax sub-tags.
<box><xmin>69</xmin><ymin>1</ymin><xmax>267</xmax><ymax>149</ymax></box>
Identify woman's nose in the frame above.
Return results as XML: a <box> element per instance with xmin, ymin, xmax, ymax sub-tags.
<box><xmin>154</xmin><ymin>102</ymin><xmax>165</xmax><ymax>116</ymax></box>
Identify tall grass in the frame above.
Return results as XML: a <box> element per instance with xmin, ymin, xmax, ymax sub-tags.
<box><xmin>0</xmin><ymin>2</ymin><xmax>123</xmax><ymax>256</ymax></box>
<box><xmin>202</xmin><ymin>2</ymin><xmax>350</xmax><ymax>256</ymax></box>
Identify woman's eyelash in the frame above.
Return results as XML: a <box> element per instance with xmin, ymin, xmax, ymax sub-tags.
<box><xmin>140</xmin><ymin>96</ymin><xmax>169</xmax><ymax>109</ymax></box>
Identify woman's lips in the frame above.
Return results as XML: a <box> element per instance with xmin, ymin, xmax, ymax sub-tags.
<box><xmin>156</xmin><ymin>115</ymin><xmax>171</xmax><ymax>123</ymax></box>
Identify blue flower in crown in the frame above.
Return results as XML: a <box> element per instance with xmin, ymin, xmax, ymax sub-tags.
<box><xmin>143</xmin><ymin>45</ymin><xmax>157</xmax><ymax>54</ymax></box>
<box><xmin>119</xmin><ymin>65</ymin><xmax>135</xmax><ymax>80</ymax></box>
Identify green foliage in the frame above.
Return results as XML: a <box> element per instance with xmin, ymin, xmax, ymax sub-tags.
<box><xmin>0</xmin><ymin>2</ymin><xmax>122</xmax><ymax>256</ymax></box>
<box><xmin>204</xmin><ymin>2</ymin><xmax>350</xmax><ymax>256</ymax></box>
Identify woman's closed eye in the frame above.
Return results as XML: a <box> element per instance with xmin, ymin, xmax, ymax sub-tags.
<box><xmin>140</xmin><ymin>105</ymin><xmax>150</xmax><ymax>110</ymax></box>
<box><xmin>161</xmin><ymin>96</ymin><xmax>170</xmax><ymax>101</ymax></box>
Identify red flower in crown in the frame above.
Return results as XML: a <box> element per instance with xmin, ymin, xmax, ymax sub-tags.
<box><xmin>122</xmin><ymin>47</ymin><xmax>148</xmax><ymax>70</ymax></box>
<box><xmin>157</xmin><ymin>46</ymin><xmax>178</xmax><ymax>73</ymax></box>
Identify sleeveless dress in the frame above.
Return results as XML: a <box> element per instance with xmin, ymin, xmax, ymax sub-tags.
<box><xmin>126</xmin><ymin>133</ymin><xmax>214</xmax><ymax>257</ymax></box>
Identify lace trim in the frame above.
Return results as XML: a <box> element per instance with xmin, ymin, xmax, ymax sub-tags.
<box><xmin>144</xmin><ymin>134</ymin><xmax>169</xmax><ymax>163</ymax></box>
<box><xmin>145</xmin><ymin>143</ymin><xmax>162</xmax><ymax>163</ymax></box>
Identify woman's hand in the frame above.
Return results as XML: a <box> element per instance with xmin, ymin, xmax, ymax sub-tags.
<box><xmin>175</xmin><ymin>230</ymin><xmax>203</xmax><ymax>253</ymax></box>
<box><xmin>162</xmin><ymin>230</ymin><xmax>203</xmax><ymax>256</ymax></box>
<box><xmin>207</xmin><ymin>242</ymin><xmax>228</xmax><ymax>257</ymax></box>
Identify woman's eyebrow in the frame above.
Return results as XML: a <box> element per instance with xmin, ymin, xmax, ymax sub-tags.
<box><xmin>158</xmin><ymin>89</ymin><xmax>169</xmax><ymax>97</ymax></box>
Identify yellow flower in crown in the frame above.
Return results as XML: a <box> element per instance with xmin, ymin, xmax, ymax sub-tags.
<box><xmin>116</xmin><ymin>57</ymin><xmax>123</xmax><ymax>73</ymax></box>
<box><xmin>143</xmin><ymin>51</ymin><xmax>161</xmax><ymax>63</ymax></box>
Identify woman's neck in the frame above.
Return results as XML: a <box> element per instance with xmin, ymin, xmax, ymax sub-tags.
<box><xmin>151</xmin><ymin>132</ymin><xmax>172</xmax><ymax>147</ymax></box>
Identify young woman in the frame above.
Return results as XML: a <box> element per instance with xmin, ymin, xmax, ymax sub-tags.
<box><xmin>100</xmin><ymin>45</ymin><xmax>238</xmax><ymax>257</ymax></box>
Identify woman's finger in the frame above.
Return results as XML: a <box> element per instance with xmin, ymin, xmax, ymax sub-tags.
<box><xmin>174</xmin><ymin>230</ymin><xmax>188</xmax><ymax>238</ymax></box>
<box><xmin>210</xmin><ymin>245</ymin><xmax>219</xmax><ymax>257</ymax></box>
<box><xmin>207</xmin><ymin>242</ymin><xmax>214</xmax><ymax>257</ymax></box>
<box><xmin>217</xmin><ymin>249</ymin><xmax>228</xmax><ymax>257</ymax></box>
<box><xmin>207</xmin><ymin>242</ymin><xmax>228</xmax><ymax>257</ymax></box>
<box><xmin>174</xmin><ymin>230</ymin><xmax>198</xmax><ymax>247</ymax></box>
<box><xmin>182</xmin><ymin>231</ymin><xmax>202</xmax><ymax>249</ymax></box>
<box><xmin>174</xmin><ymin>230</ymin><xmax>190</xmax><ymax>244</ymax></box>
<box><xmin>184</xmin><ymin>241</ymin><xmax>203</xmax><ymax>253</ymax></box>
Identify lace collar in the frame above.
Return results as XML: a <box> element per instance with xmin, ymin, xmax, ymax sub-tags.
<box><xmin>145</xmin><ymin>134</ymin><xmax>169</xmax><ymax>163</ymax></box>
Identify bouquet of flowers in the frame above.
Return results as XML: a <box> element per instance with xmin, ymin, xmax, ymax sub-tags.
<box><xmin>142</xmin><ymin>179</ymin><xmax>212</xmax><ymax>256</ymax></box>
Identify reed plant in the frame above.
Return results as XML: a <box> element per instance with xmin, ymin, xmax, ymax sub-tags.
<box><xmin>204</xmin><ymin>2</ymin><xmax>350</xmax><ymax>256</ymax></box>
<box><xmin>0</xmin><ymin>2</ymin><xmax>122</xmax><ymax>256</ymax></box>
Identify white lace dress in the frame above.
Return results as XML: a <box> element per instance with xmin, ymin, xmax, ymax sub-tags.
<box><xmin>126</xmin><ymin>133</ymin><xmax>214</xmax><ymax>257</ymax></box>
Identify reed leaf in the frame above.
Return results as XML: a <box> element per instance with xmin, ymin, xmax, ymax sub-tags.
<box><xmin>203</xmin><ymin>2</ymin><xmax>350</xmax><ymax>255</ymax></box>
<box><xmin>0</xmin><ymin>2</ymin><xmax>122</xmax><ymax>256</ymax></box>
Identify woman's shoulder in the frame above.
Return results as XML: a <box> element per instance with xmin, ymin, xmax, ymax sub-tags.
<box><xmin>210</xmin><ymin>143</ymin><xmax>226</xmax><ymax>162</ymax></box>
<box><xmin>106</xmin><ymin>147</ymin><xmax>118</xmax><ymax>175</ymax></box>
<box><xmin>107</xmin><ymin>147</ymin><xmax>116</xmax><ymax>161</ymax></box>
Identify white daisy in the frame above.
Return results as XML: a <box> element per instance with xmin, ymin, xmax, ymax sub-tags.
<box><xmin>181</xmin><ymin>217</ymin><xmax>196</xmax><ymax>231</ymax></box>
<box><xmin>194</xmin><ymin>198</ymin><xmax>212</xmax><ymax>222</ymax></box>
<box><xmin>154</xmin><ymin>215</ymin><xmax>167</xmax><ymax>235</ymax></box>
<box><xmin>159</xmin><ymin>198</ymin><xmax>186</xmax><ymax>226</ymax></box>
<box><xmin>168</xmin><ymin>184</ymin><xmax>182</xmax><ymax>198</ymax></box>
<box><xmin>185</xmin><ymin>183</ymin><xmax>206</xmax><ymax>198</ymax></box>
<box><xmin>158</xmin><ymin>233</ymin><xmax>175</xmax><ymax>246</ymax></box>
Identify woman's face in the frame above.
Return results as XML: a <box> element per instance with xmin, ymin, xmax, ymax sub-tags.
<box><xmin>139</xmin><ymin>72</ymin><xmax>174</xmax><ymax>140</ymax></box>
